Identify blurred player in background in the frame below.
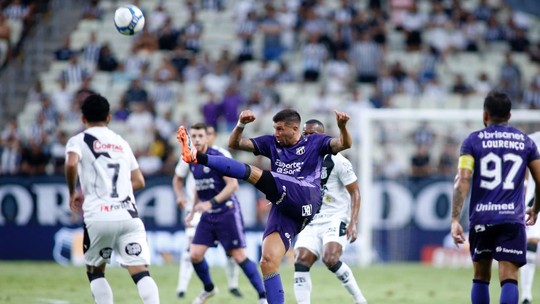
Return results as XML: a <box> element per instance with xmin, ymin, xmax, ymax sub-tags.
<box><xmin>65</xmin><ymin>94</ymin><xmax>160</xmax><ymax>304</ymax></box>
<box><xmin>451</xmin><ymin>91</ymin><xmax>540</xmax><ymax>304</ymax></box>
<box><xmin>177</xmin><ymin>108</ymin><xmax>352</xmax><ymax>304</ymax></box>
<box><xmin>293</xmin><ymin>119</ymin><xmax>367</xmax><ymax>304</ymax></box>
<box><xmin>174</xmin><ymin>125</ymin><xmax>243</xmax><ymax>299</ymax></box>
<box><xmin>175</xmin><ymin>122</ymin><xmax>266</xmax><ymax>304</ymax></box>
<box><xmin>520</xmin><ymin>131</ymin><xmax>540</xmax><ymax>304</ymax></box>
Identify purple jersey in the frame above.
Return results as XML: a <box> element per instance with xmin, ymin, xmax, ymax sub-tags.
<box><xmin>189</xmin><ymin>147</ymin><xmax>240</xmax><ymax>214</ymax></box>
<box><xmin>250</xmin><ymin>134</ymin><xmax>333</xmax><ymax>187</ymax></box>
<box><xmin>461</xmin><ymin>124</ymin><xmax>540</xmax><ymax>225</ymax></box>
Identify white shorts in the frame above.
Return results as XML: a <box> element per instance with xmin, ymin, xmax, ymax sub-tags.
<box><xmin>294</xmin><ymin>219</ymin><xmax>349</xmax><ymax>258</ymax></box>
<box><xmin>84</xmin><ymin>218</ymin><xmax>151</xmax><ymax>267</ymax></box>
<box><xmin>185</xmin><ymin>211</ymin><xmax>202</xmax><ymax>238</ymax></box>
<box><xmin>526</xmin><ymin>219</ymin><xmax>540</xmax><ymax>240</ymax></box>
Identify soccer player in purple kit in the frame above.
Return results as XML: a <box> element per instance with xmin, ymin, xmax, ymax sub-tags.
<box><xmin>177</xmin><ymin>108</ymin><xmax>352</xmax><ymax>304</ymax></box>
<box><xmin>451</xmin><ymin>91</ymin><xmax>540</xmax><ymax>304</ymax></box>
<box><xmin>178</xmin><ymin>123</ymin><xmax>267</xmax><ymax>304</ymax></box>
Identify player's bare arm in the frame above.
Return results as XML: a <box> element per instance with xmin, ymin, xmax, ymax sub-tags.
<box><xmin>228</xmin><ymin>110</ymin><xmax>256</xmax><ymax>152</ymax></box>
<box><xmin>451</xmin><ymin>168</ymin><xmax>472</xmax><ymax>245</ymax></box>
<box><xmin>345</xmin><ymin>180</ymin><xmax>361</xmax><ymax>243</ymax></box>
<box><xmin>194</xmin><ymin>176</ymin><xmax>239</xmax><ymax>213</ymax></box>
<box><xmin>131</xmin><ymin>168</ymin><xmax>145</xmax><ymax>191</ymax></box>
<box><xmin>65</xmin><ymin>152</ymin><xmax>83</xmax><ymax>213</ymax></box>
<box><xmin>526</xmin><ymin>159</ymin><xmax>540</xmax><ymax>225</ymax></box>
<box><xmin>330</xmin><ymin>110</ymin><xmax>352</xmax><ymax>154</ymax></box>
<box><xmin>172</xmin><ymin>174</ymin><xmax>187</xmax><ymax>209</ymax></box>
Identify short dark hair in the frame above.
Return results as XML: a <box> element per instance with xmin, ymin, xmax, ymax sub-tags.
<box><xmin>191</xmin><ymin>122</ymin><xmax>208</xmax><ymax>131</ymax></box>
<box><xmin>484</xmin><ymin>91</ymin><xmax>511</xmax><ymax>121</ymax></box>
<box><xmin>273</xmin><ymin>109</ymin><xmax>301</xmax><ymax>126</ymax></box>
<box><xmin>81</xmin><ymin>94</ymin><xmax>110</xmax><ymax>122</ymax></box>
<box><xmin>305</xmin><ymin>119</ymin><xmax>324</xmax><ymax>128</ymax></box>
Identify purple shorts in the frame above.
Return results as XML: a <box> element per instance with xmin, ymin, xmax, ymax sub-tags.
<box><xmin>192</xmin><ymin>207</ymin><xmax>246</xmax><ymax>251</ymax></box>
<box><xmin>263</xmin><ymin>172</ymin><xmax>322</xmax><ymax>250</ymax></box>
<box><xmin>469</xmin><ymin>222</ymin><xmax>526</xmax><ymax>267</ymax></box>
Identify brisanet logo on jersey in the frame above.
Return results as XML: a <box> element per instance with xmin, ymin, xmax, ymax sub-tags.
<box><xmin>495</xmin><ymin>246</ymin><xmax>523</xmax><ymax>255</ymax></box>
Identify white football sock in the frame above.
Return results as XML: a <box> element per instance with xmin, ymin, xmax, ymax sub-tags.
<box><xmin>293</xmin><ymin>271</ymin><xmax>312</xmax><ymax>304</ymax></box>
<box><xmin>177</xmin><ymin>250</ymin><xmax>193</xmax><ymax>292</ymax></box>
<box><xmin>225</xmin><ymin>256</ymin><xmax>239</xmax><ymax>289</ymax></box>
<box><xmin>137</xmin><ymin>276</ymin><xmax>160</xmax><ymax>304</ymax></box>
<box><xmin>90</xmin><ymin>277</ymin><xmax>113</xmax><ymax>304</ymax></box>
<box><xmin>520</xmin><ymin>250</ymin><xmax>536</xmax><ymax>301</ymax></box>
<box><xmin>333</xmin><ymin>262</ymin><xmax>367</xmax><ymax>304</ymax></box>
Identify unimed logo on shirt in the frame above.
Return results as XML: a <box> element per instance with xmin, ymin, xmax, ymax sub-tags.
<box><xmin>475</xmin><ymin>202</ymin><xmax>515</xmax><ymax>212</ymax></box>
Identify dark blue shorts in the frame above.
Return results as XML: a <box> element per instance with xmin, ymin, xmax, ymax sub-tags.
<box><xmin>192</xmin><ymin>207</ymin><xmax>246</xmax><ymax>251</ymax></box>
<box><xmin>469</xmin><ymin>222</ymin><xmax>526</xmax><ymax>267</ymax></box>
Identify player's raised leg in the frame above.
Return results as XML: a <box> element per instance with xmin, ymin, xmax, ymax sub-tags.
<box><xmin>261</xmin><ymin>232</ymin><xmax>286</xmax><ymax>304</ymax></box>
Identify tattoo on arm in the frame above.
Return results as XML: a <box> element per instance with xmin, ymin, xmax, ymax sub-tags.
<box><xmin>451</xmin><ymin>188</ymin><xmax>465</xmax><ymax>220</ymax></box>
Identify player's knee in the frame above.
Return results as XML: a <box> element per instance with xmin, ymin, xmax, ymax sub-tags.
<box><xmin>322</xmin><ymin>253</ymin><xmax>340</xmax><ymax>268</ymax></box>
<box><xmin>190</xmin><ymin>251</ymin><xmax>204</xmax><ymax>263</ymax></box>
<box><xmin>131</xmin><ymin>271</ymin><xmax>150</xmax><ymax>284</ymax></box>
<box><xmin>87</xmin><ymin>271</ymin><xmax>105</xmax><ymax>282</ymax></box>
<box><xmin>260</xmin><ymin>254</ymin><xmax>279</xmax><ymax>273</ymax></box>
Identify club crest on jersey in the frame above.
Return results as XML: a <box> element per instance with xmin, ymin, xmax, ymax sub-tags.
<box><xmin>321</xmin><ymin>167</ymin><xmax>328</xmax><ymax>179</ymax></box>
<box><xmin>302</xmin><ymin>204</ymin><xmax>312</xmax><ymax>216</ymax></box>
<box><xmin>296</xmin><ymin>146</ymin><xmax>305</xmax><ymax>155</ymax></box>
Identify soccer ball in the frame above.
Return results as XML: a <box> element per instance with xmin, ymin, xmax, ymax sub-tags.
<box><xmin>113</xmin><ymin>5</ymin><xmax>145</xmax><ymax>36</ymax></box>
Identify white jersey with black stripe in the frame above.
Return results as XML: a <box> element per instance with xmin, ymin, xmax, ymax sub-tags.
<box><xmin>65</xmin><ymin>126</ymin><xmax>139</xmax><ymax>221</ymax></box>
<box><xmin>311</xmin><ymin>153</ymin><xmax>358</xmax><ymax>224</ymax></box>
<box><xmin>525</xmin><ymin>131</ymin><xmax>540</xmax><ymax>204</ymax></box>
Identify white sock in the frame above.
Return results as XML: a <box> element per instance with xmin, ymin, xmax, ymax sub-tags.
<box><xmin>137</xmin><ymin>276</ymin><xmax>160</xmax><ymax>304</ymax></box>
<box><xmin>293</xmin><ymin>271</ymin><xmax>312</xmax><ymax>304</ymax></box>
<box><xmin>333</xmin><ymin>262</ymin><xmax>367</xmax><ymax>304</ymax></box>
<box><xmin>520</xmin><ymin>250</ymin><xmax>536</xmax><ymax>301</ymax></box>
<box><xmin>90</xmin><ymin>277</ymin><xmax>113</xmax><ymax>304</ymax></box>
<box><xmin>177</xmin><ymin>250</ymin><xmax>193</xmax><ymax>293</ymax></box>
<box><xmin>225</xmin><ymin>256</ymin><xmax>239</xmax><ymax>289</ymax></box>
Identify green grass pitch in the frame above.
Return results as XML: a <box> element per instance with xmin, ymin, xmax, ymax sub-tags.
<box><xmin>1</xmin><ymin>262</ymin><xmax>539</xmax><ymax>303</ymax></box>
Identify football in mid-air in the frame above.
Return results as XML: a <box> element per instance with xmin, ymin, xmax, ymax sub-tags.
<box><xmin>113</xmin><ymin>5</ymin><xmax>145</xmax><ymax>36</ymax></box>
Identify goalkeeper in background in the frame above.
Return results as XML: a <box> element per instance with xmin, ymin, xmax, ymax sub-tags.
<box><xmin>293</xmin><ymin>119</ymin><xmax>367</xmax><ymax>304</ymax></box>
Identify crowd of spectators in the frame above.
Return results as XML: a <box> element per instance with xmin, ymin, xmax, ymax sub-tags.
<box><xmin>1</xmin><ymin>0</ymin><xmax>540</xmax><ymax>182</ymax></box>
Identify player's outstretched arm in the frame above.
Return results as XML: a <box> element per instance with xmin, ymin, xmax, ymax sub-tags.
<box><xmin>526</xmin><ymin>159</ymin><xmax>540</xmax><ymax>225</ymax></box>
<box><xmin>451</xmin><ymin>167</ymin><xmax>471</xmax><ymax>246</ymax></box>
<box><xmin>131</xmin><ymin>168</ymin><xmax>145</xmax><ymax>191</ymax></box>
<box><xmin>228</xmin><ymin>110</ymin><xmax>256</xmax><ymax>152</ymax></box>
<box><xmin>329</xmin><ymin>110</ymin><xmax>352</xmax><ymax>154</ymax></box>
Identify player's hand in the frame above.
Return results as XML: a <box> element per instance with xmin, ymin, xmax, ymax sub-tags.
<box><xmin>239</xmin><ymin>110</ymin><xmax>256</xmax><ymax>125</ymax></box>
<box><xmin>346</xmin><ymin>222</ymin><xmax>358</xmax><ymax>243</ymax></box>
<box><xmin>194</xmin><ymin>201</ymin><xmax>212</xmax><ymax>213</ymax></box>
<box><xmin>334</xmin><ymin>110</ymin><xmax>350</xmax><ymax>129</ymax></box>
<box><xmin>184</xmin><ymin>211</ymin><xmax>194</xmax><ymax>227</ymax></box>
<box><xmin>176</xmin><ymin>196</ymin><xmax>187</xmax><ymax>209</ymax></box>
<box><xmin>526</xmin><ymin>207</ymin><xmax>538</xmax><ymax>226</ymax></box>
<box><xmin>69</xmin><ymin>192</ymin><xmax>83</xmax><ymax>213</ymax></box>
<box><xmin>451</xmin><ymin>220</ymin><xmax>465</xmax><ymax>247</ymax></box>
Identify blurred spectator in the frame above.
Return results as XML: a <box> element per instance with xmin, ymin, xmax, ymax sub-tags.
<box><xmin>157</xmin><ymin>18</ymin><xmax>180</xmax><ymax>51</ymax></box>
<box><xmin>153</xmin><ymin>57</ymin><xmax>177</xmax><ymax>82</ymax></box>
<box><xmin>170</xmin><ymin>45</ymin><xmax>191</xmax><ymax>78</ymax></box>
<box><xmin>377</xmin><ymin>67</ymin><xmax>398</xmax><ymax>99</ymax></box>
<box><xmin>180</xmin><ymin>10</ymin><xmax>203</xmax><ymax>54</ymax></box>
<box><xmin>0</xmin><ymin>14</ymin><xmax>11</xmax><ymax>66</ymax></box>
<box><xmin>0</xmin><ymin>135</ymin><xmax>20</xmax><ymax>175</ymax></box>
<box><xmin>19</xmin><ymin>139</ymin><xmax>50</xmax><ymax>176</ymax></box>
<box><xmin>54</xmin><ymin>37</ymin><xmax>76</xmax><ymax>61</ymax></box>
<box><xmin>26</xmin><ymin>80</ymin><xmax>46</xmax><ymax>103</ymax></box>
<box><xmin>401</xmin><ymin>3</ymin><xmax>427</xmax><ymax>51</ymax></box>
<box><xmin>1</xmin><ymin>118</ymin><xmax>22</xmax><ymax>143</ymax></box>
<box><xmin>113</xmin><ymin>99</ymin><xmax>130</xmax><ymax>121</ymax></box>
<box><xmin>154</xmin><ymin>110</ymin><xmax>176</xmax><ymax>140</ymax></box>
<box><xmin>200</xmin><ymin>62</ymin><xmax>230</xmax><ymax>97</ymax></box>
<box><xmin>133</xmin><ymin>28</ymin><xmax>159</xmax><ymax>53</ymax></box>
<box><xmin>220</xmin><ymin>85</ymin><xmax>244</xmax><ymax>131</ymax></box>
<box><xmin>302</xmin><ymin>33</ymin><xmax>328</xmax><ymax>82</ymax></box>
<box><xmin>411</xmin><ymin>121</ymin><xmax>435</xmax><ymax>147</ymax></box>
<box><xmin>451</xmin><ymin>74</ymin><xmax>473</xmax><ymax>95</ymax></box>
<box><xmin>473</xmin><ymin>72</ymin><xmax>493</xmax><ymax>95</ymax></box>
<box><xmin>349</xmin><ymin>31</ymin><xmax>383</xmax><ymax>83</ymax></box>
<box><xmin>499</xmin><ymin>52</ymin><xmax>522</xmax><ymax>95</ymax></box>
<box><xmin>150</xmin><ymin>74</ymin><xmax>178</xmax><ymax>116</ymax></box>
<box><xmin>49</xmin><ymin>130</ymin><xmax>67</xmax><ymax>175</ymax></box>
<box><xmin>529</xmin><ymin>42</ymin><xmax>540</xmax><ymax>64</ymax></box>
<box><xmin>80</xmin><ymin>31</ymin><xmax>101</xmax><ymax>70</ymax></box>
<box><xmin>39</xmin><ymin>95</ymin><xmax>60</xmax><ymax>126</ymax></box>
<box><xmin>410</xmin><ymin>144</ymin><xmax>431</xmax><ymax>179</ymax></box>
<box><xmin>148</xmin><ymin>2</ymin><xmax>169</xmax><ymax>33</ymax></box>
<box><xmin>522</xmin><ymin>81</ymin><xmax>540</xmax><ymax>109</ymax></box>
<box><xmin>484</xmin><ymin>15</ymin><xmax>506</xmax><ymax>42</ymax></box>
<box><xmin>97</xmin><ymin>43</ymin><xmax>119</xmax><ymax>72</ymax></box>
<box><xmin>3</xmin><ymin>0</ymin><xmax>31</xmax><ymax>22</ymax></box>
<box><xmin>509</xmin><ymin>28</ymin><xmax>530</xmax><ymax>53</ymax></box>
<box><xmin>122</xmin><ymin>79</ymin><xmax>149</xmax><ymax>108</ymax></box>
<box><xmin>437</xmin><ymin>139</ymin><xmax>458</xmax><ymax>178</ymax></box>
<box><xmin>275</xmin><ymin>61</ymin><xmax>296</xmax><ymax>83</ymax></box>
<box><xmin>380</xmin><ymin>150</ymin><xmax>407</xmax><ymax>180</ymax></box>
<box><xmin>201</xmin><ymin>93</ymin><xmax>221</xmax><ymax>130</ymax></box>
<box><xmin>73</xmin><ymin>78</ymin><xmax>96</xmax><ymax>107</ymax></box>
<box><xmin>462</xmin><ymin>13</ymin><xmax>484</xmax><ymax>52</ymax></box>
<box><xmin>418</xmin><ymin>45</ymin><xmax>443</xmax><ymax>83</ymax></box>
<box><xmin>342</xmin><ymin>88</ymin><xmax>374</xmax><ymax>144</ymax></box>
<box><xmin>259</xmin><ymin>4</ymin><xmax>283</xmax><ymax>61</ymax></box>
<box><xmin>236</xmin><ymin>10</ymin><xmax>258</xmax><ymax>63</ymax></box>
<box><xmin>310</xmin><ymin>86</ymin><xmax>337</xmax><ymax>114</ymax></box>
<box><xmin>81</xmin><ymin>0</ymin><xmax>104</xmax><ymax>20</ymax></box>
<box><xmin>325</xmin><ymin>49</ymin><xmax>353</xmax><ymax>94</ymax></box>
<box><xmin>473</xmin><ymin>0</ymin><xmax>493</xmax><ymax>22</ymax></box>
<box><xmin>182</xmin><ymin>55</ymin><xmax>204</xmax><ymax>83</ymax></box>
<box><xmin>125</xmin><ymin>102</ymin><xmax>153</xmax><ymax>134</ymax></box>
<box><xmin>60</xmin><ymin>54</ymin><xmax>90</xmax><ymax>89</ymax></box>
